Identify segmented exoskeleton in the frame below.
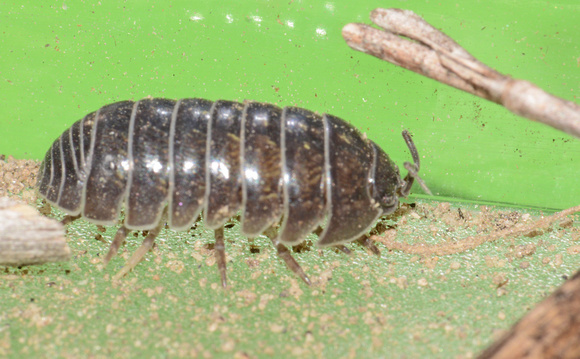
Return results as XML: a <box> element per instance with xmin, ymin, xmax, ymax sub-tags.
<box><xmin>37</xmin><ymin>98</ymin><xmax>430</xmax><ymax>286</ymax></box>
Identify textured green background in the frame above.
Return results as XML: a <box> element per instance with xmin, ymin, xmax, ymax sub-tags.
<box><xmin>2</xmin><ymin>202</ymin><xmax>579</xmax><ymax>358</ymax></box>
<box><xmin>1</xmin><ymin>0</ymin><xmax>578</xmax><ymax>210</ymax></box>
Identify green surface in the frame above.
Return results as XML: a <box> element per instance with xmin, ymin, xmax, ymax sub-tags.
<box><xmin>0</xmin><ymin>0</ymin><xmax>578</xmax><ymax>210</ymax></box>
<box><xmin>2</xmin><ymin>200</ymin><xmax>579</xmax><ymax>358</ymax></box>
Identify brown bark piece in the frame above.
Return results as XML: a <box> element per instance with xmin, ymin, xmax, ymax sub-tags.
<box><xmin>0</xmin><ymin>197</ymin><xmax>70</xmax><ymax>266</ymax></box>
<box><xmin>342</xmin><ymin>8</ymin><xmax>580</xmax><ymax>138</ymax></box>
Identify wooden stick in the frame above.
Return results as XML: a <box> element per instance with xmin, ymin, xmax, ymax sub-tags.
<box><xmin>478</xmin><ymin>269</ymin><xmax>580</xmax><ymax>359</ymax></box>
<box><xmin>0</xmin><ymin>197</ymin><xmax>70</xmax><ymax>266</ymax></box>
<box><xmin>342</xmin><ymin>8</ymin><xmax>580</xmax><ymax>138</ymax></box>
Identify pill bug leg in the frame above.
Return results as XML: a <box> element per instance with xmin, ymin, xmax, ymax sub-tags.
<box><xmin>112</xmin><ymin>220</ymin><xmax>164</xmax><ymax>280</ymax></box>
<box><xmin>214</xmin><ymin>227</ymin><xmax>228</xmax><ymax>288</ymax></box>
<box><xmin>103</xmin><ymin>226</ymin><xmax>131</xmax><ymax>266</ymax></box>
<box><xmin>61</xmin><ymin>214</ymin><xmax>81</xmax><ymax>226</ymax></box>
<box><xmin>336</xmin><ymin>245</ymin><xmax>352</xmax><ymax>255</ymax></box>
<box><xmin>271</xmin><ymin>241</ymin><xmax>311</xmax><ymax>286</ymax></box>
<box><xmin>264</xmin><ymin>227</ymin><xmax>311</xmax><ymax>285</ymax></box>
<box><xmin>356</xmin><ymin>236</ymin><xmax>381</xmax><ymax>256</ymax></box>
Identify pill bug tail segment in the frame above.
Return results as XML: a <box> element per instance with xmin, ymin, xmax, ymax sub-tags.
<box><xmin>398</xmin><ymin>130</ymin><xmax>433</xmax><ymax>197</ymax></box>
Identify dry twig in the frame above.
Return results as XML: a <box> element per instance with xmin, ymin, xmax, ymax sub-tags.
<box><xmin>343</xmin><ymin>8</ymin><xmax>580</xmax><ymax>138</ymax></box>
<box><xmin>0</xmin><ymin>197</ymin><xmax>70</xmax><ymax>266</ymax></box>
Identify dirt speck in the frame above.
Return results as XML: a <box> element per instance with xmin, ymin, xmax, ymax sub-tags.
<box><xmin>0</xmin><ymin>156</ymin><xmax>40</xmax><ymax>203</ymax></box>
<box><xmin>567</xmin><ymin>245</ymin><xmax>580</xmax><ymax>255</ymax></box>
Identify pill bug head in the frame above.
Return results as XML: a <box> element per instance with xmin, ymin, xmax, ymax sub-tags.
<box><xmin>369</xmin><ymin>130</ymin><xmax>431</xmax><ymax>215</ymax></box>
<box><xmin>368</xmin><ymin>143</ymin><xmax>401</xmax><ymax>215</ymax></box>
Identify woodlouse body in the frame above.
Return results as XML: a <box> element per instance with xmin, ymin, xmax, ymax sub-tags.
<box><xmin>37</xmin><ymin>98</ymin><xmax>427</xmax><ymax>285</ymax></box>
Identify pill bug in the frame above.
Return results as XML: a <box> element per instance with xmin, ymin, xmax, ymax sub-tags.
<box><xmin>37</xmin><ymin>98</ymin><xmax>431</xmax><ymax>286</ymax></box>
